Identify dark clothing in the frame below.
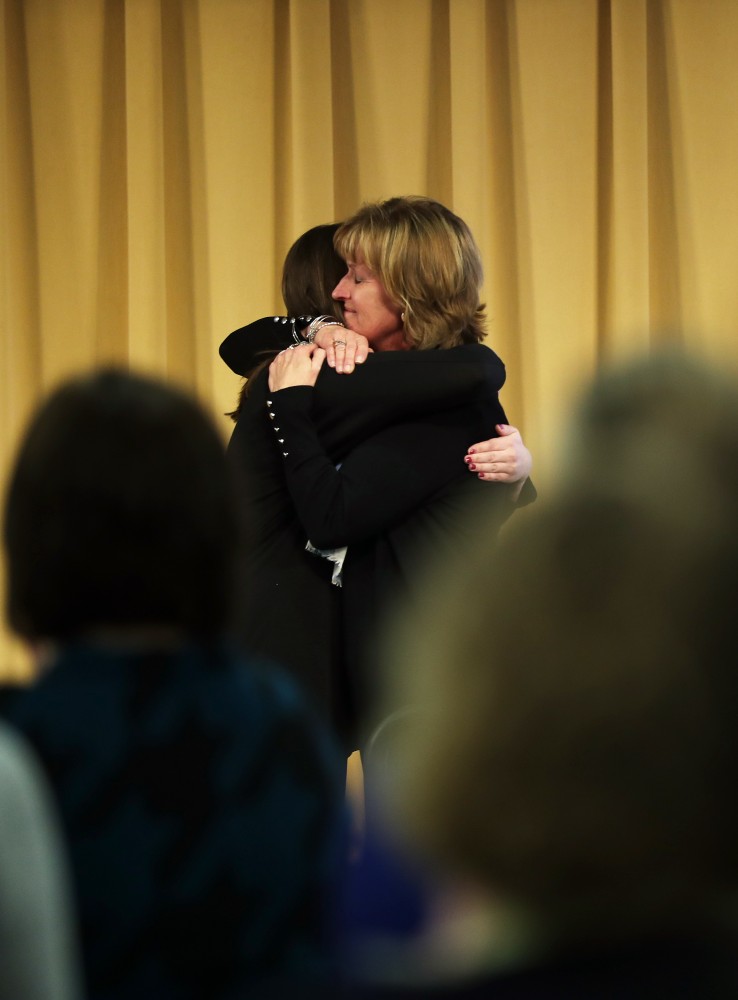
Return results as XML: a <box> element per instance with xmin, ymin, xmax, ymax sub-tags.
<box><xmin>344</xmin><ymin>935</ymin><xmax>738</xmax><ymax>999</ymax></box>
<box><xmin>267</xmin><ymin>343</ymin><xmax>517</xmax><ymax>743</ymax></box>
<box><xmin>227</xmin><ymin>333</ymin><xmax>526</xmax><ymax>750</ymax></box>
<box><xmin>334</xmin><ymin>813</ymin><xmax>738</xmax><ymax>999</ymax></box>
<box><xmin>0</xmin><ymin>642</ymin><xmax>345</xmax><ymax>1000</ymax></box>
<box><xmin>220</xmin><ymin>315</ymin><xmax>312</xmax><ymax>376</ymax></box>
<box><xmin>251</xmin><ymin>933</ymin><xmax>738</xmax><ymax>999</ymax></box>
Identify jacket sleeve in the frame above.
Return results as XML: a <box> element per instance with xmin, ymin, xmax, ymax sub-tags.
<box><xmin>310</xmin><ymin>344</ymin><xmax>507</xmax><ymax>462</ymax></box>
<box><xmin>219</xmin><ymin>316</ymin><xmax>303</xmax><ymax>377</ymax></box>
<box><xmin>266</xmin><ymin>382</ymin><xmax>508</xmax><ymax>549</ymax></box>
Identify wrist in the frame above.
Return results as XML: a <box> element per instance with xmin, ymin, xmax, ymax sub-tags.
<box><xmin>304</xmin><ymin>315</ymin><xmax>344</xmax><ymax>344</ymax></box>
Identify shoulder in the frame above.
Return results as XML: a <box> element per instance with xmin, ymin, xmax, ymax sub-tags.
<box><xmin>205</xmin><ymin>644</ymin><xmax>345</xmax><ymax>770</ymax></box>
<box><xmin>402</xmin><ymin>343</ymin><xmax>506</xmax><ymax>390</ymax></box>
<box><xmin>363</xmin><ymin>343</ymin><xmax>505</xmax><ymax>370</ymax></box>
<box><xmin>233</xmin><ymin>650</ymin><xmax>331</xmax><ymax>739</ymax></box>
<box><xmin>0</xmin><ymin>722</ymin><xmax>47</xmax><ymax>800</ymax></box>
<box><xmin>223</xmin><ymin>652</ymin><xmax>346</xmax><ymax>809</ymax></box>
<box><xmin>450</xmin><ymin>341</ymin><xmax>506</xmax><ymax>369</ymax></box>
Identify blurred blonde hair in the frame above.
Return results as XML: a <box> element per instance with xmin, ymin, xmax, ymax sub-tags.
<box><xmin>378</xmin><ymin>349</ymin><xmax>738</xmax><ymax>937</ymax></box>
<box><xmin>334</xmin><ymin>196</ymin><xmax>486</xmax><ymax>350</ymax></box>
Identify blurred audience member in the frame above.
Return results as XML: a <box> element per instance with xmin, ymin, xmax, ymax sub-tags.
<box><xmin>353</xmin><ymin>349</ymin><xmax>738</xmax><ymax>998</ymax></box>
<box><xmin>1</xmin><ymin>368</ymin><xmax>345</xmax><ymax>1000</ymax></box>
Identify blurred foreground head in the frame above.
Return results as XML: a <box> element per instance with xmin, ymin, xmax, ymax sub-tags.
<box><xmin>564</xmin><ymin>346</ymin><xmax>738</xmax><ymax>500</ymax></box>
<box><xmin>380</xmin><ymin>349</ymin><xmax>738</xmax><ymax>941</ymax></box>
<box><xmin>4</xmin><ymin>367</ymin><xmax>241</xmax><ymax>643</ymax></box>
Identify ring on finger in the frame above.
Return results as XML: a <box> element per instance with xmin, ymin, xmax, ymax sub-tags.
<box><xmin>333</xmin><ymin>339</ymin><xmax>347</xmax><ymax>347</ymax></box>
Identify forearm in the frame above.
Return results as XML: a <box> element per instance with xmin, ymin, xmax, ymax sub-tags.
<box><xmin>266</xmin><ymin>387</ymin><xmax>369</xmax><ymax>548</ymax></box>
<box><xmin>312</xmin><ymin>345</ymin><xmax>506</xmax><ymax>462</ymax></box>
<box><xmin>268</xmin><ymin>388</ymin><xmax>503</xmax><ymax>550</ymax></box>
<box><xmin>219</xmin><ymin>316</ymin><xmax>306</xmax><ymax>378</ymax></box>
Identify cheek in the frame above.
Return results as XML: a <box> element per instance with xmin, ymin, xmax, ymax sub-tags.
<box><xmin>376</xmin><ymin>285</ymin><xmax>401</xmax><ymax>322</ymax></box>
<box><xmin>377</xmin><ymin>298</ymin><xmax>402</xmax><ymax>328</ymax></box>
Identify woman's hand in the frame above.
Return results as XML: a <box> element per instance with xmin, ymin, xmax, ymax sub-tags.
<box><xmin>465</xmin><ymin>424</ymin><xmax>532</xmax><ymax>497</ymax></box>
<box><xmin>312</xmin><ymin>325</ymin><xmax>371</xmax><ymax>374</ymax></box>
<box><xmin>268</xmin><ymin>343</ymin><xmax>326</xmax><ymax>391</ymax></box>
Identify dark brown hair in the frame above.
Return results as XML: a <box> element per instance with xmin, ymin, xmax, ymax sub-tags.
<box><xmin>230</xmin><ymin>223</ymin><xmax>345</xmax><ymax>417</ymax></box>
<box><xmin>281</xmin><ymin>222</ymin><xmax>345</xmax><ymax>317</ymax></box>
<box><xmin>4</xmin><ymin>368</ymin><xmax>243</xmax><ymax>641</ymax></box>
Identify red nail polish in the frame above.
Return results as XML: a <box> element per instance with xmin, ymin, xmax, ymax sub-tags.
<box><xmin>468</xmin><ymin>463</ymin><xmax>476</xmax><ymax>471</ymax></box>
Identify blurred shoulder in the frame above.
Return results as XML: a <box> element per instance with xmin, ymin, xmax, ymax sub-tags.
<box><xmin>0</xmin><ymin>720</ymin><xmax>46</xmax><ymax>794</ymax></box>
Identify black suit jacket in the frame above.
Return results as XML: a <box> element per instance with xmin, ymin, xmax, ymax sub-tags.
<box><xmin>266</xmin><ymin>344</ymin><xmax>516</xmax><ymax>744</ymax></box>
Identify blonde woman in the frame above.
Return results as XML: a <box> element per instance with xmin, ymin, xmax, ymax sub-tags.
<box><xmin>267</xmin><ymin>196</ymin><xmax>529</xmax><ymax>748</ymax></box>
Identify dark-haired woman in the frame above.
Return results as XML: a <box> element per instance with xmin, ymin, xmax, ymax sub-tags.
<box><xmin>0</xmin><ymin>368</ymin><xmax>346</xmax><ymax>999</ymax></box>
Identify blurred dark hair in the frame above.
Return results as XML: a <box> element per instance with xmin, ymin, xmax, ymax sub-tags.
<box><xmin>4</xmin><ymin>367</ymin><xmax>243</xmax><ymax>641</ymax></box>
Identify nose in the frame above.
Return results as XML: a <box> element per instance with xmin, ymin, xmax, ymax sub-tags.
<box><xmin>332</xmin><ymin>272</ymin><xmax>350</xmax><ymax>301</ymax></box>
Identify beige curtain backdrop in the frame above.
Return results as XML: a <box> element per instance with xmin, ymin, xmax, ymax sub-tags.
<box><xmin>2</xmin><ymin>0</ymin><xmax>738</xmax><ymax>677</ymax></box>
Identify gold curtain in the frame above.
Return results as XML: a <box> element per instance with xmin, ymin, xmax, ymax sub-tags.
<box><xmin>2</xmin><ymin>0</ymin><xmax>738</xmax><ymax>676</ymax></box>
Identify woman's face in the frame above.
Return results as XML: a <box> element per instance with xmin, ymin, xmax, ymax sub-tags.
<box><xmin>332</xmin><ymin>258</ymin><xmax>406</xmax><ymax>351</ymax></box>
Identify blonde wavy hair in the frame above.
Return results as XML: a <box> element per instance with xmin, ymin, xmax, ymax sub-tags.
<box><xmin>334</xmin><ymin>196</ymin><xmax>487</xmax><ymax>350</ymax></box>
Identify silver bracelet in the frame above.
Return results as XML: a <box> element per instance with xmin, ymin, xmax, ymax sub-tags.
<box><xmin>304</xmin><ymin>315</ymin><xmax>344</xmax><ymax>344</ymax></box>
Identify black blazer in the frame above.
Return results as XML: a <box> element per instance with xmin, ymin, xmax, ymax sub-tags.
<box><xmin>266</xmin><ymin>343</ymin><xmax>516</xmax><ymax>744</ymax></box>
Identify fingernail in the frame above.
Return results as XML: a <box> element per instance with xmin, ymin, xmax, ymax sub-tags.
<box><xmin>356</xmin><ymin>355</ymin><xmax>365</xmax><ymax>363</ymax></box>
<box><xmin>468</xmin><ymin>463</ymin><xmax>476</xmax><ymax>471</ymax></box>
<box><xmin>468</xmin><ymin>448</ymin><xmax>475</xmax><ymax>455</ymax></box>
